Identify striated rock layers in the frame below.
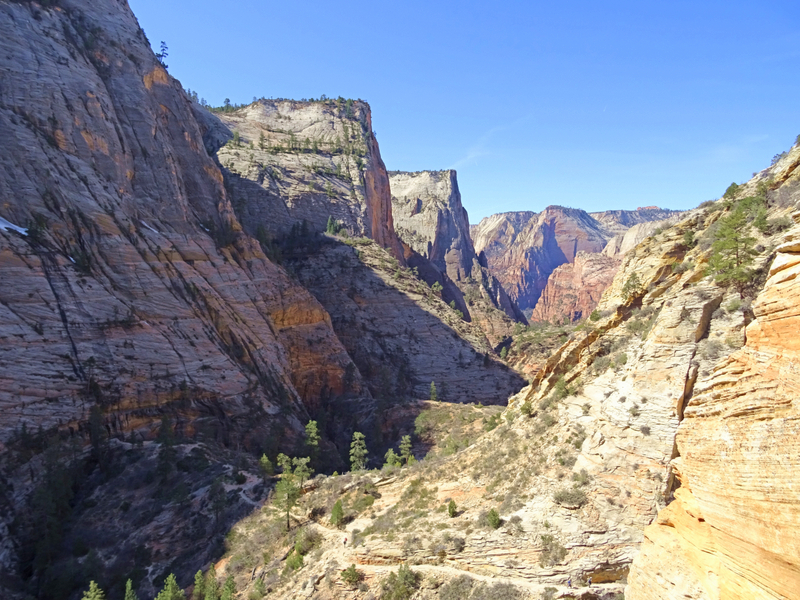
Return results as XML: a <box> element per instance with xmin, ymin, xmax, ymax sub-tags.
<box><xmin>626</xmin><ymin>218</ymin><xmax>800</xmax><ymax>598</ymax></box>
<box><xmin>0</xmin><ymin>0</ymin><xmax>376</xmax><ymax>450</ymax></box>
<box><xmin>472</xmin><ymin>206</ymin><xmax>683</xmax><ymax>322</ymax></box>
<box><xmin>471</xmin><ymin>206</ymin><xmax>609</xmax><ymax>312</ymax></box>
<box><xmin>208</xmin><ymin>99</ymin><xmax>405</xmax><ymax>262</ymax></box>
<box><xmin>528</xmin><ymin>251</ymin><xmax>620</xmax><ymax>322</ymax></box>
<box><xmin>389</xmin><ymin>170</ymin><xmax>526</xmax><ymax>336</ymax></box>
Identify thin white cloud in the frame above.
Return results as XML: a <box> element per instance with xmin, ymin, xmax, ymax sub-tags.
<box><xmin>449</xmin><ymin>115</ymin><xmax>534</xmax><ymax>170</ymax></box>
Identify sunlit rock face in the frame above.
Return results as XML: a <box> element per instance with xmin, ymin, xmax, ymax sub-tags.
<box><xmin>389</xmin><ymin>170</ymin><xmax>527</xmax><ymax>334</ymax></box>
<box><xmin>627</xmin><ymin>216</ymin><xmax>800</xmax><ymax>600</ymax></box>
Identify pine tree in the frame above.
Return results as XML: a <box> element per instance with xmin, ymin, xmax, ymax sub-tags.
<box><xmin>349</xmin><ymin>431</ymin><xmax>368</xmax><ymax>471</ymax></box>
<box><xmin>204</xmin><ymin>565</ymin><xmax>219</xmax><ymax>600</ymax></box>
<box><xmin>259</xmin><ymin>454</ymin><xmax>274</xmax><ymax>479</ymax></box>
<box><xmin>330</xmin><ymin>499</ymin><xmax>344</xmax><ymax>527</ymax></box>
<box><xmin>192</xmin><ymin>571</ymin><xmax>204</xmax><ymax>600</ymax></box>
<box><xmin>208</xmin><ymin>478</ymin><xmax>226</xmax><ymax>522</ymax></box>
<box><xmin>155</xmin><ymin>574</ymin><xmax>185</xmax><ymax>600</ymax></box>
<box><xmin>304</xmin><ymin>420</ymin><xmax>320</xmax><ymax>464</ymax></box>
<box><xmin>399</xmin><ymin>435</ymin><xmax>413</xmax><ymax>466</ymax></box>
<box><xmin>708</xmin><ymin>206</ymin><xmax>757</xmax><ymax>298</ymax></box>
<box><xmin>81</xmin><ymin>581</ymin><xmax>105</xmax><ymax>600</ymax></box>
<box><xmin>429</xmin><ymin>381</ymin><xmax>438</xmax><ymax>402</ymax></box>
<box><xmin>124</xmin><ymin>579</ymin><xmax>138</xmax><ymax>600</ymax></box>
<box><xmin>274</xmin><ymin>476</ymin><xmax>301</xmax><ymax>530</ymax></box>
<box><xmin>383</xmin><ymin>448</ymin><xmax>401</xmax><ymax>467</ymax></box>
<box><xmin>292</xmin><ymin>456</ymin><xmax>312</xmax><ymax>488</ymax></box>
<box><xmin>448</xmin><ymin>499</ymin><xmax>457</xmax><ymax>518</ymax></box>
<box><xmin>220</xmin><ymin>576</ymin><xmax>235</xmax><ymax>600</ymax></box>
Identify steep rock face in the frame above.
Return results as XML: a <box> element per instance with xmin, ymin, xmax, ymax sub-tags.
<box><xmin>389</xmin><ymin>170</ymin><xmax>526</xmax><ymax>334</ymax></box>
<box><xmin>209</xmin><ymin>100</ymin><xmax>405</xmax><ymax>262</ymax></box>
<box><xmin>389</xmin><ymin>170</ymin><xmax>475</xmax><ymax>281</ymax></box>
<box><xmin>284</xmin><ymin>237</ymin><xmax>526</xmax><ymax>406</ymax></box>
<box><xmin>626</xmin><ymin>234</ymin><xmax>800</xmax><ymax>594</ymax></box>
<box><xmin>602</xmin><ymin>216</ymin><xmax>683</xmax><ymax>258</ymax></box>
<box><xmin>528</xmin><ymin>251</ymin><xmax>620</xmax><ymax>322</ymax></box>
<box><xmin>472</xmin><ymin>207</ymin><xmax>608</xmax><ymax>311</ymax></box>
<box><xmin>0</xmin><ymin>0</ymin><xmax>372</xmax><ymax>594</ymax></box>
<box><xmin>590</xmin><ymin>207</ymin><xmax>683</xmax><ymax>237</ymax></box>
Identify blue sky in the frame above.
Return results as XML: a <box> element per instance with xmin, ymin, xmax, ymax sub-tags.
<box><xmin>129</xmin><ymin>0</ymin><xmax>800</xmax><ymax>222</ymax></box>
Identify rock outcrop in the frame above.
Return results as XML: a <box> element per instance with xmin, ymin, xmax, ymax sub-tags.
<box><xmin>472</xmin><ymin>206</ymin><xmax>684</xmax><ymax>322</ymax></box>
<box><xmin>389</xmin><ymin>170</ymin><xmax>475</xmax><ymax>282</ymax></box>
<box><xmin>209</xmin><ymin>99</ymin><xmax>405</xmax><ymax>262</ymax></box>
<box><xmin>602</xmin><ymin>215</ymin><xmax>683</xmax><ymax>258</ymax></box>
<box><xmin>283</xmin><ymin>236</ymin><xmax>525</xmax><ymax>407</ymax></box>
<box><xmin>626</xmin><ymin>170</ymin><xmax>800</xmax><ymax>597</ymax></box>
<box><xmin>472</xmin><ymin>207</ymin><xmax>609</xmax><ymax>312</ymax></box>
<box><xmin>528</xmin><ymin>251</ymin><xmax>620</xmax><ymax>323</ymax></box>
<box><xmin>590</xmin><ymin>207</ymin><xmax>683</xmax><ymax>237</ymax></box>
<box><xmin>389</xmin><ymin>170</ymin><xmax>526</xmax><ymax>335</ymax></box>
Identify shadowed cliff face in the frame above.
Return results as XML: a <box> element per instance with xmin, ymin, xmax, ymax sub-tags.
<box><xmin>0</xmin><ymin>0</ymin><xmax>375</xmax><ymax>595</ymax></box>
<box><xmin>389</xmin><ymin>170</ymin><xmax>527</xmax><ymax>342</ymax></box>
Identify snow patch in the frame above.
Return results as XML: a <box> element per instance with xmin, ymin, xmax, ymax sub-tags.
<box><xmin>0</xmin><ymin>217</ymin><xmax>27</xmax><ymax>236</ymax></box>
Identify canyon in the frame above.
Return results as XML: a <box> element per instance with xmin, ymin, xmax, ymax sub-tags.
<box><xmin>0</xmin><ymin>0</ymin><xmax>798</xmax><ymax>599</ymax></box>
<box><xmin>472</xmin><ymin>206</ymin><xmax>682</xmax><ymax>322</ymax></box>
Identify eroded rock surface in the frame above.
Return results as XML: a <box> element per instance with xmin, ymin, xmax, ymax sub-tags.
<box><xmin>529</xmin><ymin>251</ymin><xmax>620</xmax><ymax>323</ymax></box>
<box><xmin>389</xmin><ymin>170</ymin><xmax>526</xmax><ymax>336</ymax></box>
<box><xmin>626</xmin><ymin>227</ymin><xmax>800</xmax><ymax>595</ymax></box>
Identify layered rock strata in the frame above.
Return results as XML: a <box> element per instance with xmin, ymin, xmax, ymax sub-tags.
<box><xmin>472</xmin><ymin>206</ymin><xmax>684</xmax><ymax>322</ymax></box>
<box><xmin>471</xmin><ymin>206</ymin><xmax>609</xmax><ymax>312</ymax></box>
<box><xmin>207</xmin><ymin>100</ymin><xmax>405</xmax><ymax>262</ymax></box>
<box><xmin>626</xmin><ymin>205</ymin><xmax>800</xmax><ymax>594</ymax></box>
<box><xmin>528</xmin><ymin>251</ymin><xmax>620</xmax><ymax>323</ymax></box>
<box><xmin>389</xmin><ymin>170</ymin><xmax>526</xmax><ymax>337</ymax></box>
<box><xmin>0</xmin><ymin>0</ymin><xmax>374</xmax><ymax>593</ymax></box>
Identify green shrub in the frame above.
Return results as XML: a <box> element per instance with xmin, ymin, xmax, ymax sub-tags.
<box><xmin>621</xmin><ymin>273</ymin><xmax>644</xmax><ymax>301</ymax></box>
<box><xmin>589</xmin><ymin>309</ymin><xmax>600</xmax><ymax>322</ymax></box>
<box><xmin>285</xmin><ymin>550</ymin><xmax>303</xmax><ymax>571</ymax></box>
<box><xmin>330</xmin><ymin>499</ymin><xmax>343</xmax><ymax>528</ymax></box>
<box><xmin>381</xmin><ymin>564</ymin><xmax>419</xmax><ymax>600</ymax></box>
<box><xmin>614</xmin><ymin>353</ymin><xmax>628</xmax><ymax>368</ymax></box>
<box><xmin>571</xmin><ymin>469</ymin><xmax>590</xmax><ymax>486</ymax></box>
<box><xmin>294</xmin><ymin>528</ymin><xmax>321</xmax><ymax>556</ymax></box>
<box><xmin>723</xmin><ymin>182</ymin><xmax>740</xmax><ymax>199</ymax></box>
<box><xmin>553</xmin><ymin>487</ymin><xmax>587</xmax><ymax>507</ymax></box>
<box><xmin>724</xmin><ymin>299</ymin><xmax>742</xmax><ymax>313</ymax></box>
<box><xmin>448</xmin><ymin>499</ymin><xmax>457</xmax><ymax>518</ymax></box>
<box><xmin>520</xmin><ymin>400</ymin><xmax>533</xmax><ymax>417</ymax></box>
<box><xmin>486</xmin><ymin>508</ymin><xmax>501</xmax><ymax>529</ymax></box>
<box><xmin>439</xmin><ymin>575</ymin><xmax>473</xmax><ymax>600</ymax></box>
<box><xmin>629</xmin><ymin>405</ymin><xmax>641</xmax><ymax>417</ymax></box>
<box><xmin>341</xmin><ymin>564</ymin><xmax>364</xmax><ymax>588</ymax></box>
<box><xmin>592</xmin><ymin>355</ymin><xmax>611</xmax><ymax>373</ymax></box>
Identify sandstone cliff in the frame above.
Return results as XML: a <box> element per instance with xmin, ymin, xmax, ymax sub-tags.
<box><xmin>590</xmin><ymin>207</ymin><xmax>683</xmax><ymax>237</ymax></box>
<box><xmin>389</xmin><ymin>170</ymin><xmax>475</xmax><ymax>282</ymax></box>
<box><xmin>472</xmin><ymin>206</ymin><xmax>684</xmax><ymax>323</ymax></box>
<box><xmin>389</xmin><ymin>170</ymin><xmax>526</xmax><ymax>339</ymax></box>
<box><xmin>528</xmin><ymin>251</ymin><xmax>620</xmax><ymax>323</ymax></box>
<box><xmin>208</xmin><ymin>99</ymin><xmax>405</xmax><ymax>262</ymax></box>
<box><xmin>0</xmin><ymin>0</ymin><xmax>380</xmax><ymax>595</ymax></box>
<box><xmin>625</xmin><ymin>152</ymin><xmax>800</xmax><ymax>599</ymax></box>
<box><xmin>472</xmin><ymin>207</ymin><xmax>609</xmax><ymax>312</ymax></box>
